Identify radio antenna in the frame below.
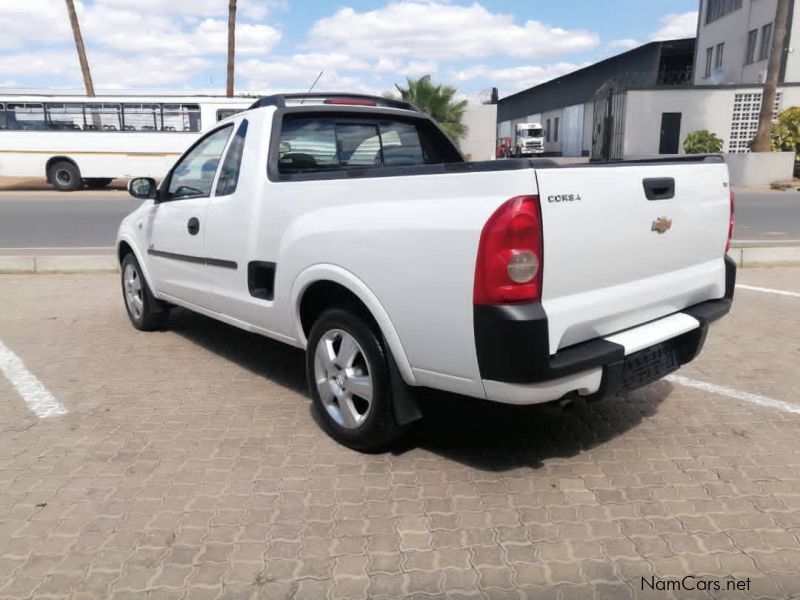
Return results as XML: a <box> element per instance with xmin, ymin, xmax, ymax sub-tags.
<box><xmin>300</xmin><ymin>70</ymin><xmax>324</xmax><ymax>104</ymax></box>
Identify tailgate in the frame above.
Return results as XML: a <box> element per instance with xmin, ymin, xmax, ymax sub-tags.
<box><xmin>536</xmin><ymin>161</ymin><xmax>730</xmax><ymax>354</ymax></box>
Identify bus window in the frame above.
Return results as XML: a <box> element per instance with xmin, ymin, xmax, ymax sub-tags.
<box><xmin>123</xmin><ymin>104</ymin><xmax>161</xmax><ymax>131</ymax></box>
<box><xmin>6</xmin><ymin>103</ymin><xmax>46</xmax><ymax>130</ymax></box>
<box><xmin>0</xmin><ymin>104</ymin><xmax>6</xmax><ymax>130</ymax></box>
<box><xmin>85</xmin><ymin>103</ymin><xmax>121</xmax><ymax>131</ymax></box>
<box><xmin>163</xmin><ymin>104</ymin><xmax>201</xmax><ymax>132</ymax></box>
<box><xmin>45</xmin><ymin>103</ymin><xmax>84</xmax><ymax>130</ymax></box>
<box><xmin>216</xmin><ymin>108</ymin><xmax>243</xmax><ymax>121</ymax></box>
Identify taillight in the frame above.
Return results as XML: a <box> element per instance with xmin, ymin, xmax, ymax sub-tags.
<box><xmin>474</xmin><ymin>195</ymin><xmax>543</xmax><ymax>304</ymax></box>
<box><xmin>726</xmin><ymin>188</ymin><xmax>735</xmax><ymax>252</ymax></box>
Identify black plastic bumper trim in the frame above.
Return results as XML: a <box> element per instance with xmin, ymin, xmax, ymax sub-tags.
<box><xmin>474</xmin><ymin>256</ymin><xmax>736</xmax><ymax>386</ymax></box>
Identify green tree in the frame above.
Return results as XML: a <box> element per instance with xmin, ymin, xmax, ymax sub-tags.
<box><xmin>392</xmin><ymin>75</ymin><xmax>468</xmax><ymax>140</ymax></box>
<box><xmin>683</xmin><ymin>130</ymin><xmax>724</xmax><ymax>154</ymax></box>
<box><xmin>770</xmin><ymin>106</ymin><xmax>800</xmax><ymax>177</ymax></box>
<box><xmin>770</xmin><ymin>106</ymin><xmax>800</xmax><ymax>151</ymax></box>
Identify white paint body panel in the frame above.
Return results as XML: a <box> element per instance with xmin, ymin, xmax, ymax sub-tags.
<box><xmin>117</xmin><ymin>105</ymin><xmax>732</xmax><ymax>406</ymax></box>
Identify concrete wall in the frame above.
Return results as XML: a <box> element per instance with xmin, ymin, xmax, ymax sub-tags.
<box><xmin>725</xmin><ymin>151</ymin><xmax>796</xmax><ymax>184</ymax></box>
<box><xmin>624</xmin><ymin>86</ymin><xmax>800</xmax><ymax>157</ymax></box>
<box><xmin>461</xmin><ymin>103</ymin><xmax>497</xmax><ymax>162</ymax></box>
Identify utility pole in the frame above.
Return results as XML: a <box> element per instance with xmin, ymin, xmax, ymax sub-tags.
<box><xmin>65</xmin><ymin>0</ymin><xmax>95</xmax><ymax>97</ymax></box>
<box><xmin>226</xmin><ymin>0</ymin><xmax>237</xmax><ymax>97</ymax></box>
<box><xmin>752</xmin><ymin>0</ymin><xmax>791</xmax><ymax>151</ymax></box>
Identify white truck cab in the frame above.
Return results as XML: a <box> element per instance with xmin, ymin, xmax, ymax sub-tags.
<box><xmin>515</xmin><ymin>122</ymin><xmax>545</xmax><ymax>157</ymax></box>
<box><xmin>117</xmin><ymin>92</ymin><xmax>735</xmax><ymax>450</ymax></box>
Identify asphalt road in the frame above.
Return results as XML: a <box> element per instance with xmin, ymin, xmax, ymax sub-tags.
<box><xmin>0</xmin><ymin>188</ymin><xmax>797</xmax><ymax>249</ymax></box>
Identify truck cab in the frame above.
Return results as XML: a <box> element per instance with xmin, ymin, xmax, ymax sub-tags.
<box><xmin>515</xmin><ymin>122</ymin><xmax>545</xmax><ymax>157</ymax></box>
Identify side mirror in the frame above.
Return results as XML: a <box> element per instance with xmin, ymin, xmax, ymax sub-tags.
<box><xmin>127</xmin><ymin>177</ymin><xmax>158</xmax><ymax>200</ymax></box>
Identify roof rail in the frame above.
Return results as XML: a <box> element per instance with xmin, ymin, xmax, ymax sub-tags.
<box><xmin>248</xmin><ymin>93</ymin><xmax>418</xmax><ymax>112</ymax></box>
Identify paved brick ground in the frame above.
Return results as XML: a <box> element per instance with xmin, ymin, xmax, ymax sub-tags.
<box><xmin>0</xmin><ymin>269</ymin><xmax>799</xmax><ymax>599</ymax></box>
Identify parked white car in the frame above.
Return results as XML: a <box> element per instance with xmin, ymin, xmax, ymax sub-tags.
<box><xmin>117</xmin><ymin>93</ymin><xmax>736</xmax><ymax>450</ymax></box>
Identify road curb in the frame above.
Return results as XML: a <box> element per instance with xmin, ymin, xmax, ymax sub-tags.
<box><xmin>1</xmin><ymin>246</ymin><xmax>799</xmax><ymax>274</ymax></box>
<box><xmin>0</xmin><ymin>255</ymin><xmax>118</xmax><ymax>274</ymax></box>
<box><xmin>728</xmin><ymin>245</ymin><xmax>800</xmax><ymax>267</ymax></box>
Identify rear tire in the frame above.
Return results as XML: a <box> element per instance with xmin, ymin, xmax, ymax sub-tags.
<box><xmin>306</xmin><ymin>308</ymin><xmax>403</xmax><ymax>451</ymax></box>
<box><xmin>85</xmin><ymin>178</ymin><xmax>113</xmax><ymax>189</ymax></box>
<box><xmin>121</xmin><ymin>253</ymin><xmax>168</xmax><ymax>331</ymax></box>
<box><xmin>48</xmin><ymin>160</ymin><xmax>82</xmax><ymax>192</ymax></box>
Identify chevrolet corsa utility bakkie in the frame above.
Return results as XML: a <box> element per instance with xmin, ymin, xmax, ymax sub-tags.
<box><xmin>117</xmin><ymin>92</ymin><xmax>736</xmax><ymax>451</ymax></box>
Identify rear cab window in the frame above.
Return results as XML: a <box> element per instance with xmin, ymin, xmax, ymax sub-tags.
<box><xmin>275</xmin><ymin>112</ymin><xmax>462</xmax><ymax>178</ymax></box>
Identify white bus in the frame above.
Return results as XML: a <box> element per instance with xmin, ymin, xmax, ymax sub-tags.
<box><xmin>0</xmin><ymin>93</ymin><xmax>254</xmax><ymax>191</ymax></box>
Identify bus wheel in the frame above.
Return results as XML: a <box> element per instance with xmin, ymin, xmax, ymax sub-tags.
<box><xmin>48</xmin><ymin>161</ymin><xmax>82</xmax><ymax>192</ymax></box>
<box><xmin>85</xmin><ymin>178</ymin><xmax>113</xmax><ymax>189</ymax></box>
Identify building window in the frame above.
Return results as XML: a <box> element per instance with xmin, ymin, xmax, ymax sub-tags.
<box><xmin>705</xmin><ymin>0</ymin><xmax>743</xmax><ymax>24</ymax></box>
<box><xmin>759</xmin><ymin>23</ymin><xmax>773</xmax><ymax>61</ymax></box>
<box><xmin>545</xmin><ymin>119</ymin><xmax>551</xmax><ymax>142</ymax></box>
<box><xmin>554</xmin><ymin>117</ymin><xmax>559</xmax><ymax>143</ymax></box>
<box><xmin>715</xmin><ymin>43</ymin><xmax>725</xmax><ymax>69</ymax></box>
<box><xmin>705</xmin><ymin>47</ymin><xmax>713</xmax><ymax>77</ymax></box>
<box><xmin>728</xmin><ymin>91</ymin><xmax>782</xmax><ymax>152</ymax></box>
<box><xmin>745</xmin><ymin>29</ymin><xmax>758</xmax><ymax>64</ymax></box>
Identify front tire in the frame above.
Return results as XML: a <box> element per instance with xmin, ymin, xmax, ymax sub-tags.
<box><xmin>48</xmin><ymin>160</ymin><xmax>82</xmax><ymax>192</ymax></box>
<box><xmin>306</xmin><ymin>308</ymin><xmax>402</xmax><ymax>451</ymax></box>
<box><xmin>121</xmin><ymin>253</ymin><xmax>168</xmax><ymax>331</ymax></box>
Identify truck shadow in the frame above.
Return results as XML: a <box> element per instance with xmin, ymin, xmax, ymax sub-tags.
<box><xmin>169</xmin><ymin>308</ymin><xmax>670</xmax><ymax>470</ymax></box>
<box><xmin>406</xmin><ymin>385</ymin><xmax>669</xmax><ymax>470</ymax></box>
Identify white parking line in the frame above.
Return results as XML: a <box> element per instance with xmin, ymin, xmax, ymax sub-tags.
<box><xmin>666</xmin><ymin>374</ymin><xmax>800</xmax><ymax>416</ymax></box>
<box><xmin>0</xmin><ymin>340</ymin><xmax>67</xmax><ymax>418</ymax></box>
<box><xmin>736</xmin><ymin>284</ymin><xmax>800</xmax><ymax>299</ymax></box>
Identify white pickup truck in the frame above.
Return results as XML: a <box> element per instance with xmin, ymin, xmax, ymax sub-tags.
<box><xmin>117</xmin><ymin>93</ymin><xmax>735</xmax><ymax>450</ymax></box>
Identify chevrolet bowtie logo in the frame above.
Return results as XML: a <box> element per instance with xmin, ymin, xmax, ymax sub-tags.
<box><xmin>651</xmin><ymin>217</ymin><xmax>672</xmax><ymax>234</ymax></box>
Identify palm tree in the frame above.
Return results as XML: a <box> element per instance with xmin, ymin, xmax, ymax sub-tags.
<box><xmin>393</xmin><ymin>75</ymin><xmax>468</xmax><ymax>140</ymax></box>
<box><xmin>753</xmin><ymin>0</ymin><xmax>791</xmax><ymax>151</ymax></box>
<box><xmin>226</xmin><ymin>0</ymin><xmax>237</xmax><ymax>97</ymax></box>
<box><xmin>65</xmin><ymin>0</ymin><xmax>94</xmax><ymax>96</ymax></box>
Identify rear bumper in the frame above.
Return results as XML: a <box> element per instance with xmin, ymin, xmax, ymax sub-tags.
<box><xmin>474</xmin><ymin>256</ymin><xmax>735</xmax><ymax>400</ymax></box>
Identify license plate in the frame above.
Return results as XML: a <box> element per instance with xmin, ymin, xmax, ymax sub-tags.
<box><xmin>619</xmin><ymin>341</ymin><xmax>680</xmax><ymax>392</ymax></box>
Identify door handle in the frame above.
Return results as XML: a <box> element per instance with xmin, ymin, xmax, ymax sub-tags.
<box><xmin>643</xmin><ymin>177</ymin><xmax>675</xmax><ymax>200</ymax></box>
<box><xmin>187</xmin><ymin>217</ymin><xmax>200</xmax><ymax>235</ymax></box>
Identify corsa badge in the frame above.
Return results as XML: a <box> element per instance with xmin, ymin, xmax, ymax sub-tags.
<box><xmin>651</xmin><ymin>217</ymin><xmax>672</xmax><ymax>234</ymax></box>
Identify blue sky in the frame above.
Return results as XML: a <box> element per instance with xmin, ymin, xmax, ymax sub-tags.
<box><xmin>0</xmin><ymin>0</ymin><xmax>699</xmax><ymax>100</ymax></box>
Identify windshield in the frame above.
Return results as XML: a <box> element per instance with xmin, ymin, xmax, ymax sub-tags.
<box><xmin>519</xmin><ymin>128</ymin><xmax>543</xmax><ymax>138</ymax></box>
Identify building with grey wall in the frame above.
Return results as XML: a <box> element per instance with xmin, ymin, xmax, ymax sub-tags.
<box><xmin>694</xmin><ymin>0</ymin><xmax>799</xmax><ymax>85</ymax></box>
<box><xmin>495</xmin><ymin>0</ymin><xmax>799</xmax><ymax>161</ymax></box>
<box><xmin>496</xmin><ymin>39</ymin><xmax>695</xmax><ymax>158</ymax></box>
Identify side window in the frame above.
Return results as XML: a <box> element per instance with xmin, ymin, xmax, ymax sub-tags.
<box><xmin>166</xmin><ymin>125</ymin><xmax>233</xmax><ymax>200</ymax></box>
<box><xmin>85</xmin><ymin>103</ymin><xmax>121</xmax><ymax>131</ymax></box>
<box><xmin>45</xmin><ymin>103</ymin><xmax>84</xmax><ymax>130</ymax></box>
<box><xmin>123</xmin><ymin>104</ymin><xmax>161</xmax><ymax>131</ymax></box>
<box><xmin>217</xmin><ymin>108</ymin><xmax>243</xmax><ymax>121</ymax></box>
<box><xmin>0</xmin><ymin>104</ymin><xmax>8</xmax><ymax>130</ymax></box>
<box><xmin>6</xmin><ymin>103</ymin><xmax>45</xmax><ymax>130</ymax></box>
<box><xmin>216</xmin><ymin>119</ymin><xmax>248</xmax><ymax>196</ymax></box>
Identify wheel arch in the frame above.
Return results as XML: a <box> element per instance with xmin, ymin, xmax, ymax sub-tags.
<box><xmin>292</xmin><ymin>265</ymin><xmax>416</xmax><ymax>386</ymax></box>
<box><xmin>117</xmin><ymin>236</ymin><xmax>160</xmax><ymax>298</ymax></box>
